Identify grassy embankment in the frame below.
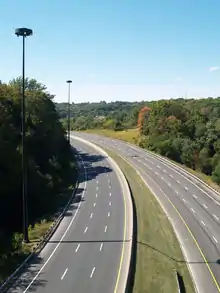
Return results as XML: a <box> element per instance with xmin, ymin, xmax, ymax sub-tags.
<box><xmin>104</xmin><ymin>148</ymin><xmax>195</xmax><ymax>293</ymax></box>
<box><xmin>0</xmin><ymin>182</ymin><xmax>76</xmax><ymax>284</ymax></box>
<box><xmin>85</xmin><ymin>128</ymin><xmax>220</xmax><ymax>193</ymax></box>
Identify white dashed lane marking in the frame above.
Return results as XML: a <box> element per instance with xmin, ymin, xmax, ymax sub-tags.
<box><xmin>213</xmin><ymin>214</ymin><xmax>219</xmax><ymax>221</ymax></box>
<box><xmin>191</xmin><ymin>208</ymin><xmax>195</xmax><ymax>213</ymax></box>
<box><xmin>90</xmin><ymin>213</ymin><xmax>93</xmax><ymax>219</ymax></box>
<box><xmin>109</xmin><ymin>192</ymin><xmax>111</xmax><ymax>197</ymax></box>
<box><xmin>84</xmin><ymin>226</ymin><xmax>88</xmax><ymax>233</ymax></box>
<box><xmin>177</xmin><ymin>180</ymin><xmax>180</xmax><ymax>184</ymax></box>
<box><xmin>90</xmin><ymin>267</ymin><xmax>96</xmax><ymax>278</ymax></box>
<box><xmin>93</xmin><ymin>203</ymin><xmax>96</xmax><ymax>207</ymax></box>
<box><xmin>75</xmin><ymin>244</ymin><xmax>80</xmax><ymax>252</ymax></box>
<box><xmin>109</xmin><ymin>201</ymin><xmax>111</xmax><ymax>206</ymax></box>
<box><xmin>201</xmin><ymin>221</ymin><xmax>206</xmax><ymax>226</ymax></box>
<box><xmin>185</xmin><ymin>186</ymin><xmax>188</xmax><ymax>191</ymax></box>
<box><xmin>104</xmin><ymin>225</ymin><xmax>108</xmax><ymax>233</ymax></box>
<box><xmin>100</xmin><ymin>243</ymin><xmax>103</xmax><ymax>251</ymax></box>
<box><xmin>203</xmin><ymin>204</ymin><xmax>208</xmax><ymax>209</ymax></box>
<box><xmin>61</xmin><ymin>268</ymin><xmax>68</xmax><ymax>280</ymax></box>
<box><xmin>193</xmin><ymin>194</ymin><xmax>198</xmax><ymax>199</ymax></box>
<box><xmin>213</xmin><ymin>236</ymin><xmax>218</xmax><ymax>243</ymax></box>
<box><xmin>108</xmin><ymin>212</ymin><xmax>110</xmax><ymax>217</ymax></box>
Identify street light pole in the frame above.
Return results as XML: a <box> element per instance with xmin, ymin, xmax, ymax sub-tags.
<box><xmin>15</xmin><ymin>27</ymin><xmax>33</xmax><ymax>243</ymax></box>
<box><xmin>66</xmin><ymin>80</ymin><xmax>72</xmax><ymax>143</ymax></box>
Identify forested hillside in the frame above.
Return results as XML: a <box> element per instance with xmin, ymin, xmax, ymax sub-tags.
<box><xmin>57</xmin><ymin>97</ymin><xmax>220</xmax><ymax>185</ymax></box>
<box><xmin>0</xmin><ymin>78</ymin><xmax>77</xmax><ymax>281</ymax></box>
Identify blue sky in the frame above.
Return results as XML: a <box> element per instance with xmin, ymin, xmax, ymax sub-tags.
<box><xmin>1</xmin><ymin>0</ymin><xmax>220</xmax><ymax>103</ymax></box>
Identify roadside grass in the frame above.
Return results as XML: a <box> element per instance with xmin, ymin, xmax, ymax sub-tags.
<box><xmin>0</xmin><ymin>183</ymin><xmax>76</xmax><ymax>284</ymax></box>
<box><xmin>84</xmin><ymin>128</ymin><xmax>220</xmax><ymax>194</ymax></box>
<box><xmin>104</xmin><ymin>148</ymin><xmax>195</xmax><ymax>293</ymax></box>
<box><xmin>84</xmin><ymin>128</ymin><xmax>139</xmax><ymax>144</ymax></box>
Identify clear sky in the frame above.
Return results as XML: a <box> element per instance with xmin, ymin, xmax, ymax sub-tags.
<box><xmin>1</xmin><ymin>0</ymin><xmax>220</xmax><ymax>103</ymax></box>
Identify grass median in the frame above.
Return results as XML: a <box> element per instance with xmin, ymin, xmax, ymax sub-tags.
<box><xmin>103</xmin><ymin>148</ymin><xmax>195</xmax><ymax>293</ymax></box>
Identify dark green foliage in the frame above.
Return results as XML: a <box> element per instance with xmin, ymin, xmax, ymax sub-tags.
<box><xmin>139</xmin><ymin>98</ymin><xmax>220</xmax><ymax>184</ymax></box>
<box><xmin>0</xmin><ymin>78</ymin><xmax>76</xmax><ymax>266</ymax></box>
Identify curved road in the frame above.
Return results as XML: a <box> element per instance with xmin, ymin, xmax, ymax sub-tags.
<box><xmin>7</xmin><ymin>138</ymin><xmax>130</xmax><ymax>293</ymax></box>
<box><xmin>73</xmin><ymin>131</ymin><xmax>220</xmax><ymax>293</ymax></box>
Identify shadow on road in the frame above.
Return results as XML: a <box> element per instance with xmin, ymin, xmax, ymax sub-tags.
<box><xmin>7</xmin><ymin>254</ymin><xmax>47</xmax><ymax>293</ymax></box>
<box><xmin>73</xmin><ymin>149</ymin><xmax>113</xmax><ymax>184</ymax></box>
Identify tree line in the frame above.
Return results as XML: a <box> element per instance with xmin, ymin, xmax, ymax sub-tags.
<box><xmin>0</xmin><ymin>78</ymin><xmax>77</xmax><ymax>281</ymax></box>
<box><xmin>57</xmin><ymin>97</ymin><xmax>220</xmax><ymax>185</ymax></box>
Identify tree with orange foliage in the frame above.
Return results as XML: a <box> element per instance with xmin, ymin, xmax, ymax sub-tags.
<box><xmin>137</xmin><ymin>106</ymin><xmax>151</xmax><ymax>133</ymax></box>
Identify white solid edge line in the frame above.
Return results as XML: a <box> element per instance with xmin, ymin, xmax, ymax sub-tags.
<box><xmin>61</xmin><ymin>268</ymin><xmax>68</xmax><ymax>280</ymax></box>
<box><xmin>22</xmin><ymin>155</ymin><xmax>87</xmax><ymax>293</ymax></box>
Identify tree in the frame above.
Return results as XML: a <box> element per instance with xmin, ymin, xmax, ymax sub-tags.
<box><xmin>0</xmin><ymin>78</ymin><xmax>77</xmax><ymax>275</ymax></box>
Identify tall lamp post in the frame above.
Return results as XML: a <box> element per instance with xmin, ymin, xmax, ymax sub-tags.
<box><xmin>66</xmin><ymin>80</ymin><xmax>72</xmax><ymax>143</ymax></box>
<box><xmin>15</xmin><ymin>27</ymin><xmax>33</xmax><ymax>243</ymax></box>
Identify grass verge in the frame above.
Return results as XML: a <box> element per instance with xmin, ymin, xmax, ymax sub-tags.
<box><xmin>104</xmin><ymin>148</ymin><xmax>195</xmax><ymax>293</ymax></box>
<box><xmin>0</xmin><ymin>183</ymin><xmax>77</xmax><ymax>284</ymax></box>
<box><xmin>84</xmin><ymin>128</ymin><xmax>139</xmax><ymax>144</ymax></box>
<box><xmin>84</xmin><ymin>128</ymin><xmax>220</xmax><ymax>194</ymax></box>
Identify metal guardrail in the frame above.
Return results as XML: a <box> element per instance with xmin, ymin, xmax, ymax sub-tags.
<box><xmin>0</xmin><ymin>155</ymin><xmax>80</xmax><ymax>293</ymax></box>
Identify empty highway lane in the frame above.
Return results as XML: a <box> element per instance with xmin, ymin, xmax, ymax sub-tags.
<box><xmin>73</xmin><ymin>131</ymin><xmax>220</xmax><ymax>293</ymax></box>
<box><xmin>6</xmin><ymin>138</ymin><xmax>132</xmax><ymax>293</ymax></box>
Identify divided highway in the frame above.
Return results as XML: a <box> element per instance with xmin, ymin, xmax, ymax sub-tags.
<box><xmin>6</xmin><ymin>138</ymin><xmax>132</xmax><ymax>293</ymax></box>
<box><xmin>73</xmin><ymin>131</ymin><xmax>220</xmax><ymax>293</ymax></box>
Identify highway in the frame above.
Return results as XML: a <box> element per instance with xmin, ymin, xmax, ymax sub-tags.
<box><xmin>73</xmin><ymin>132</ymin><xmax>220</xmax><ymax>293</ymax></box>
<box><xmin>7</xmin><ymin>138</ymin><xmax>132</xmax><ymax>293</ymax></box>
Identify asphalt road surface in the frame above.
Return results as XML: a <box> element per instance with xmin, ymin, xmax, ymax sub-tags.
<box><xmin>7</xmin><ymin>138</ymin><xmax>128</xmax><ymax>293</ymax></box>
<box><xmin>73</xmin><ymin>131</ymin><xmax>220</xmax><ymax>293</ymax></box>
